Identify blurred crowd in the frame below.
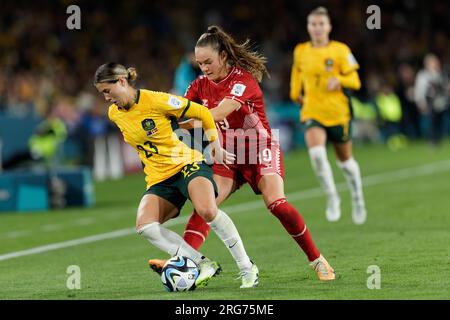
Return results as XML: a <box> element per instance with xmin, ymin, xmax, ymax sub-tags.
<box><xmin>0</xmin><ymin>0</ymin><xmax>449</xmax><ymax>174</ymax></box>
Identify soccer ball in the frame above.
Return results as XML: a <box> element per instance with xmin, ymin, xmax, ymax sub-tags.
<box><xmin>161</xmin><ymin>256</ymin><xmax>199</xmax><ymax>292</ymax></box>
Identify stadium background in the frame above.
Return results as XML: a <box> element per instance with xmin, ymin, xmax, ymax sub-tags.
<box><xmin>0</xmin><ymin>0</ymin><xmax>449</xmax><ymax>300</ymax></box>
<box><xmin>1</xmin><ymin>0</ymin><xmax>449</xmax><ymax>169</ymax></box>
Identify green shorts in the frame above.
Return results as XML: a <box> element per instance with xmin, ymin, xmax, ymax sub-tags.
<box><xmin>304</xmin><ymin>119</ymin><xmax>352</xmax><ymax>143</ymax></box>
<box><xmin>144</xmin><ymin>161</ymin><xmax>218</xmax><ymax>213</ymax></box>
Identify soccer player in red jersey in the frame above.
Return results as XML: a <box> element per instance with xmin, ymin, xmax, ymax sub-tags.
<box><xmin>150</xmin><ymin>26</ymin><xmax>335</xmax><ymax>281</ymax></box>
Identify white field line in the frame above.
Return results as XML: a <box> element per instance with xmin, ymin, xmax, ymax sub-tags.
<box><xmin>2</xmin><ymin>217</ymin><xmax>98</xmax><ymax>239</ymax></box>
<box><xmin>3</xmin><ymin>230</ymin><xmax>33</xmax><ymax>239</ymax></box>
<box><xmin>1</xmin><ymin>159</ymin><xmax>449</xmax><ymax>262</ymax></box>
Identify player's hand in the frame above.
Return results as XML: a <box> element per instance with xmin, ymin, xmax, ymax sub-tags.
<box><xmin>211</xmin><ymin>142</ymin><xmax>235</xmax><ymax>169</ymax></box>
<box><xmin>213</xmin><ymin>147</ymin><xmax>235</xmax><ymax>165</ymax></box>
<box><xmin>327</xmin><ymin>77</ymin><xmax>341</xmax><ymax>91</ymax></box>
<box><xmin>297</xmin><ymin>96</ymin><xmax>304</xmax><ymax>105</ymax></box>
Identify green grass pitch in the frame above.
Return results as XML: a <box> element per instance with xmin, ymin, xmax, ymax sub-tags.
<box><xmin>1</xmin><ymin>140</ymin><xmax>450</xmax><ymax>299</ymax></box>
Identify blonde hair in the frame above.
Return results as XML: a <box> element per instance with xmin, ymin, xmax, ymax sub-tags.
<box><xmin>308</xmin><ymin>6</ymin><xmax>331</xmax><ymax>20</ymax></box>
<box><xmin>196</xmin><ymin>25</ymin><xmax>269</xmax><ymax>82</ymax></box>
<box><xmin>94</xmin><ymin>63</ymin><xmax>138</xmax><ymax>85</ymax></box>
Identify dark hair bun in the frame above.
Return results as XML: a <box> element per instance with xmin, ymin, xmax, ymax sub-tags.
<box><xmin>206</xmin><ymin>26</ymin><xmax>220</xmax><ymax>34</ymax></box>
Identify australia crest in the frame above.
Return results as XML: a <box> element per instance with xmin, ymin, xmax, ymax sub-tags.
<box><xmin>141</xmin><ymin>118</ymin><xmax>158</xmax><ymax>136</ymax></box>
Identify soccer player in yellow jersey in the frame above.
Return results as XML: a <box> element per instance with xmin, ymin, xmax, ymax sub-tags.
<box><xmin>94</xmin><ymin>63</ymin><xmax>259</xmax><ymax>289</ymax></box>
<box><xmin>290</xmin><ymin>7</ymin><xmax>367</xmax><ymax>224</ymax></box>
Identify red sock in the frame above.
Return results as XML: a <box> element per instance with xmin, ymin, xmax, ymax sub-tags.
<box><xmin>268</xmin><ymin>198</ymin><xmax>320</xmax><ymax>262</ymax></box>
<box><xmin>182</xmin><ymin>210</ymin><xmax>210</xmax><ymax>250</ymax></box>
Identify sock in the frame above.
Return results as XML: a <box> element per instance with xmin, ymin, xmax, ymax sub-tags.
<box><xmin>183</xmin><ymin>210</ymin><xmax>210</xmax><ymax>250</ymax></box>
<box><xmin>337</xmin><ymin>157</ymin><xmax>365</xmax><ymax>207</ymax></box>
<box><xmin>137</xmin><ymin>222</ymin><xmax>204</xmax><ymax>265</ymax></box>
<box><xmin>268</xmin><ymin>198</ymin><xmax>320</xmax><ymax>262</ymax></box>
<box><xmin>208</xmin><ymin>209</ymin><xmax>252</xmax><ymax>271</ymax></box>
<box><xmin>308</xmin><ymin>146</ymin><xmax>339</xmax><ymax>200</ymax></box>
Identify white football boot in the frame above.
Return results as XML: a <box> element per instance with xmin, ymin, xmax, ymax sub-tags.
<box><xmin>238</xmin><ymin>262</ymin><xmax>259</xmax><ymax>289</ymax></box>
<box><xmin>352</xmin><ymin>200</ymin><xmax>367</xmax><ymax>225</ymax></box>
<box><xmin>326</xmin><ymin>195</ymin><xmax>341</xmax><ymax>222</ymax></box>
<box><xmin>195</xmin><ymin>259</ymin><xmax>222</xmax><ymax>288</ymax></box>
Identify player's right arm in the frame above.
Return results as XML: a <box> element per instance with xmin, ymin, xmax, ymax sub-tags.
<box><xmin>211</xmin><ymin>76</ymin><xmax>259</xmax><ymax>121</ymax></box>
<box><xmin>178</xmin><ymin>98</ymin><xmax>240</xmax><ymax>128</ymax></box>
<box><xmin>290</xmin><ymin>44</ymin><xmax>304</xmax><ymax>104</ymax></box>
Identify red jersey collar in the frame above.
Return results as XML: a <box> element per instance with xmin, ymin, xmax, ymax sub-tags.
<box><xmin>208</xmin><ymin>66</ymin><xmax>236</xmax><ymax>85</ymax></box>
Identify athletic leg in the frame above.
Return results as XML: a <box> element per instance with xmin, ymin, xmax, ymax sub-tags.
<box><xmin>183</xmin><ymin>174</ymin><xmax>237</xmax><ymax>249</ymax></box>
<box><xmin>137</xmin><ymin>192</ymin><xmax>223</xmax><ymax>287</ymax></box>
<box><xmin>258</xmin><ymin>174</ymin><xmax>335</xmax><ymax>281</ymax></box>
<box><xmin>258</xmin><ymin>174</ymin><xmax>320</xmax><ymax>262</ymax></box>
<box><xmin>305</xmin><ymin>126</ymin><xmax>341</xmax><ymax>221</ymax></box>
<box><xmin>136</xmin><ymin>194</ymin><xmax>205</xmax><ymax>264</ymax></box>
<box><xmin>149</xmin><ymin>171</ymin><xmax>237</xmax><ymax>274</ymax></box>
<box><xmin>188</xmin><ymin>176</ymin><xmax>258</xmax><ymax>288</ymax></box>
<box><xmin>333</xmin><ymin>141</ymin><xmax>367</xmax><ymax>224</ymax></box>
<box><xmin>188</xmin><ymin>177</ymin><xmax>251</xmax><ymax>268</ymax></box>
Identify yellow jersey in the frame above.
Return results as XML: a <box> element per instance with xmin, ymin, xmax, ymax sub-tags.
<box><xmin>108</xmin><ymin>89</ymin><xmax>217</xmax><ymax>189</ymax></box>
<box><xmin>290</xmin><ymin>40</ymin><xmax>361</xmax><ymax>126</ymax></box>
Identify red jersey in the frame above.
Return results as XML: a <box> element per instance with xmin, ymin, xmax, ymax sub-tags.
<box><xmin>185</xmin><ymin>66</ymin><xmax>284</xmax><ymax>193</ymax></box>
<box><xmin>185</xmin><ymin>66</ymin><xmax>273</xmax><ymax>156</ymax></box>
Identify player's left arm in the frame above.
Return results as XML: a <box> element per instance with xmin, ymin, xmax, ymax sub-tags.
<box><xmin>182</xmin><ymin>101</ymin><xmax>218</xmax><ymax>141</ymax></box>
<box><xmin>209</xmin><ymin>98</ymin><xmax>241</xmax><ymax>122</ymax></box>
<box><xmin>183</xmin><ymin>101</ymin><xmax>235</xmax><ymax>164</ymax></box>
<box><xmin>334</xmin><ymin>70</ymin><xmax>361</xmax><ymax>90</ymax></box>
<box><xmin>158</xmin><ymin>93</ymin><xmax>234</xmax><ymax>163</ymax></box>
<box><xmin>328</xmin><ymin>45</ymin><xmax>361</xmax><ymax>91</ymax></box>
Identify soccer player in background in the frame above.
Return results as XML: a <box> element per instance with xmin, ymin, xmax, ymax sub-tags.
<box><xmin>150</xmin><ymin>26</ymin><xmax>335</xmax><ymax>281</ymax></box>
<box><xmin>94</xmin><ymin>63</ymin><xmax>259</xmax><ymax>289</ymax></box>
<box><xmin>290</xmin><ymin>7</ymin><xmax>367</xmax><ymax>224</ymax></box>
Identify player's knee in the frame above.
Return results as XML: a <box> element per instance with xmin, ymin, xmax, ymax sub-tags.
<box><xmin>195</xmin><ymin>206</ymin><xmax>217</xmax><ymax>222</ymax></box>
<box><xmin>136</xmin><ymin>221</ymin><xmax>159</xmax><ymax>235</ymax></box>
<box><xmin>308</xmin><ymin>145</ymin><xmax>327</xmax><ymax>161</ymax></box>
<box><xmin>187</xmin><ymin>211</ymin><xmax>209</xmax><ymax>229</ymax></box>
<box><xmin>135</xmin><ymin>214</ymin><xmax>159</xmax><ymax>231</ymax></box>
<box><xmin>263</xmin><ymin>194</ymin><xmax>282</xmax><ymax>209</ymax></box>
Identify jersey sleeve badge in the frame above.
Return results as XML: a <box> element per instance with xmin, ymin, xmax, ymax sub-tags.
<box><xmin>168</xmin><ymin>95</ymin><xmax>183</xmax><ymax>109</ymax></box>
<box><xmin>230</xmin><ymin>83</ymin><xmax>246</xmax><ymax>97</ymax></box>
<box><xmin>347</xmin><ymin>53</ymin><xmax>358</xmax><ymax>66</ymax></box>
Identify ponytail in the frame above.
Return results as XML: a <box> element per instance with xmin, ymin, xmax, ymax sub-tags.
<box><xmin>196</xmin><ymin>25</ymin><xmax>269</xmax><ymax>82</ymax></box>
<box><xmin>127</xmin><ymin>67</ymin><xmax>137</xmax><ymax>82</ymax></box>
